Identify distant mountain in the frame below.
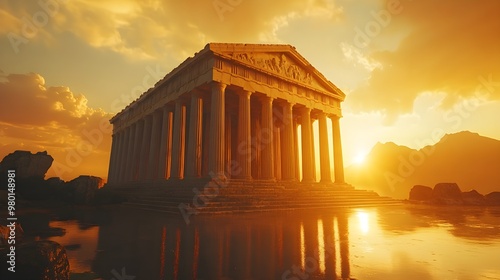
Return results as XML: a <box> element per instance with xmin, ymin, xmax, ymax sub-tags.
<box><xmin>346</xmin><ymin>131</ymin><xmax>500</xmax><ymax>199</ymax></box>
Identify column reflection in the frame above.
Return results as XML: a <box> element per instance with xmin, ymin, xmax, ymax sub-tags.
<box><xmin>93</xmin><ymin>211</ymin><xmax>351</xmax><ymax>279</ymax></box>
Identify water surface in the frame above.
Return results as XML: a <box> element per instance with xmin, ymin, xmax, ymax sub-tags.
<box><xmin>21</xmin><ymin>205</ymin><xmax>500</xmax><ymax>279</ymax></box>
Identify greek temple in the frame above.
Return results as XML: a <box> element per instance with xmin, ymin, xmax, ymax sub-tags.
<box><xmin>107</xmin><ymin>43</ymin><xmax>346</xmax><ymax>188</ymax></box>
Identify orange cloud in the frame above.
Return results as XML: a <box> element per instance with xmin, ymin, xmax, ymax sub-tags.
<box><xmin>1</xmin><ymin>0</ymin><xmax>342</xmax><ymax>59</ymax></box>
<box><xmin>0</xmin><ymin>72</ymin><xmax>113</xmax><ymax>181</ymax></box>
<box><xmin>0</xmin><ymin>8</ymin><xmax>21</xmax><ymax>35</ymax></box>
<box><xmin>348</xmin><ymin>0</ymin><xmax>500</xmax><ymax>122</ymax></box>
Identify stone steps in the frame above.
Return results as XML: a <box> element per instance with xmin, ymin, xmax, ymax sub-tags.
<box><xmin>111</xmin><ymin>184</ymin><xmax>401</xmax><ymax>214</ymax></box>
<box><xmin>125</xmin><ymin>199</ymin><xmax>401</xmax><ymax>215</ymax></box>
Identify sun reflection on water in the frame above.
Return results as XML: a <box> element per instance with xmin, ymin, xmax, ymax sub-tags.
<box><xmin>317</xmin><ymin>219</ymin><xmax>326</xmax><ymax>273</ymax></box>
<box><xmin>357</xmin><ymin>210</ymin><xmax>370</xmax><ymax>234</ymax></box>
<box><xmin>300</xmin><ymin>221</ymin><xmax>305</xmax><ymax>270</ymax></box>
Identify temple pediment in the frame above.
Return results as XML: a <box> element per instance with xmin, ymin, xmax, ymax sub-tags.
<box><xmin>208</xmin><ymin>43</ymin><xmax>345</xmax><ymax>99</ymax></box>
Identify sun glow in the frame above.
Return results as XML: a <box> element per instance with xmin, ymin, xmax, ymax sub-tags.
<box><xmin>353</xmin><ymin>151</ymin><xmax>368</xmax><ymax>165</ymax></box>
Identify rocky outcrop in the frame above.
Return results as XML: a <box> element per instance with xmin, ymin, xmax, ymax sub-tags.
<box><xmin>67</xmin><ymin>175</ymin><xmax>104</xmax><ymax>204</ymax></box>
<box><xmin>432</xmin><ymin>183</ymin><xmax>463</xmax><ymax>205</ymax></box>
<box><xmin>0</xmin><ymin>150</ymin><xmax>119</xmax><ymax>205</ymax></box>
<box><xmin>461</xmin><ymin>190</ymin><xmax>485</xmax><ymax>205</ymax></box>
<box><xmin>409</xmin><ymin>185</ymin><xmax>433</xmax><ymax>201</ymax></box>
<box><xmin>407</xmin><ymin>183</ymin><xmax>500</xmax><ymax>206</ymax></box>
<box><xmin>46</xmin><ymin>177</ymin><xmax>66</xmax><ymax>188</ymax></box>
<box><xmin>485</xmin><ymin>192</ymin><xmax>500</xmax><ymax>206</ymax></box>
<box><xmin>0</xmin><ymin>241</ymin><xmax>70</xmax><ymax>280</ymax></box>
<box><xmin>0</xmin><ymin>151</ymin><xmax>53</xmax><ymax>180</ymax></box>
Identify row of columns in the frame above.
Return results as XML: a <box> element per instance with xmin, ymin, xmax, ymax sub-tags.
<box><xmin>108</xmin><ymin>81</ymin><xmax>345</xmax><ymax>185</ymax></box>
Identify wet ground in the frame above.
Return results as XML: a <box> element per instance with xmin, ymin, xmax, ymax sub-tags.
<box><xmin>14</xmin><ymin>204</ymin><xmax>500</xmax><ymax>279</ymax></box>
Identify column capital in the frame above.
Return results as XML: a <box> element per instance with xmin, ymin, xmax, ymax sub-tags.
<box><xmin>318</xmin><ymin>111</ymin><xmax>328</xmax><ymax>118</ymax></box>
<box><xmin>299</xmin><ymin>106</ymin><xmax>311</xmax><ymax>114</ymax></box>
<box><xmin>259</xmin><ymin>95</ymin><xmax>274</xmax><ymax>103</ymax></box>
<box><xmin>212</xmin><ymin>81</ymin><xmax>227</xmax><ymax>92</ymax></box>
<box><xmin>282</xmin><ymin>100</ymin><xmax>295</xmax><ymax>109</ymax></box>
<box><xmin>175</xmin><ymin>98</ymin><xmax>185</xmax><ymax>106</ymax></box>
<box><xmin>328</xmin><ymin>113</ymin><xmax>341</xmax><ymax>120</ymax></box>
<box><xmin>190</xmin><ymin>88</ymin><xmax>204</xmax><ymax>98</ymax></box>
<box><xmin>238</xmin><ymin>89</ymin><xmax>252</xmax><ymax>98</ymax></box>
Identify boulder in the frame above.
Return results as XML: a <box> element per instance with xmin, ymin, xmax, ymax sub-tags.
<box><xmin>432</xmin><ymin>183</ymin><xmax>463</xmax><ymax>205</ymax></box>
<box><xmin>67</xmin><ymin>175</ymin><xmax>104</xmax><ymax>204</ymax></box>
<box><xmin>0</xmin><ymin>240</ymin><xmax>70</xmax><ymax>280</ymax></box>
<box><xmin>461</xmin><ymin>190</ymin><xmax>486</xmax><ymax>205</ymax></box>
<box><xmin>485</xmin><ymin>192</ymin><xmax>500</xmax><ymax>206</ymax></box>
<box><xmin>409</xmin><ymin>185</ymin><xmax>433</xmax><ymax>201</ymax></box>
<box><xmin>0</xmin><ymin>150</ymin><xmax>53</xmax><ymax>180</ymax></box>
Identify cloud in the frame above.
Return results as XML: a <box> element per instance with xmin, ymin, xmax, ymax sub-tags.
<box><xmin>347</xmin><ymin>0</ymin><xmax>500</xmax><ymax>122</ymax></box>
<box><xmin>0</xmin><ymin>7</ymin><xmax>21</xmax><ymax>35</ymax></box>
<box><xmin>0</xmin><ymin>0</ymin><xmax>343</xmax><ymax>60</ymax></box>
<box><xmin>0</xmin><ymin>72</ymin><xmax>113</xmax><ymax>181</ymax></box>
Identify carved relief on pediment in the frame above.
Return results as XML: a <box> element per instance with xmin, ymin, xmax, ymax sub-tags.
<box><xmin>234</xmin><ymin>53</ymin><xmax>313</xmax><ymax>85</ymax></box>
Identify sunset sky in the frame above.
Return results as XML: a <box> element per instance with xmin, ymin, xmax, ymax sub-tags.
<box><xmin>1</xmin><ymin>0</ymin><xmax>499</xmax><ymax>181</ymax></box>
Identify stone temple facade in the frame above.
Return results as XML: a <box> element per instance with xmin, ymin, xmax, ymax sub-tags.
<box><xmin>107</xmin><ymin>43</ymin><xmax>346</xmax><ymax>188</ymax></box>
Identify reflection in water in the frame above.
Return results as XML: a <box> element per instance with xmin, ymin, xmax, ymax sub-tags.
<box><xmin>317</xmin><ymin>219</ymin><xmax>325</xmax><ymax>274</ymax></box>
<box><xmin>90</xmin><ymin>208</ymin><xmax>351</xmax><ymax>279</ymax></box>
<box><xmin>159</xmin><ymin>225</ymin><xmax>166</xmax><ymax>279</ymax></box>
<box><xmin>47</xmin><ymin>221</ymin><xmax>99</xmax><ymax>273</ymax></box>
<box><xmin>26</xmin><ymin>205</ymin><xmax>500</xmax><ymax>279</ymax></box>
<box><xmin>379</xmin><ymin>205</ymin><xmax>500</xmax><ymax>242</ymax></box>
<box><xmin>357</xmin><ymin>210</ymin><xmax>370</xmax><ymax>234</ymax></box>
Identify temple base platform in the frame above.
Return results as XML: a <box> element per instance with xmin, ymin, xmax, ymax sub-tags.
<box><xmin>105</xmin><ymin>180</ymin><xmax>401</xmax><ymax>215</ymax></box>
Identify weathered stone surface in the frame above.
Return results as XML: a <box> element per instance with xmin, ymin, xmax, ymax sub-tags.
<box><xmin>461</xmin><ymin>190</ymin><xmax>486</xmax><ymax>205</ymax></box>
<box><xmin>0</xmin><ymin>240</ymin><xmax>70</xmax><ymax>280</ymax></box>
<box><xmin>432</xmin><ymin>183</ymin><xmax>463</xmax><ymax>205</ymax></box>
<box><xmin>68</xmin><ymin>175</ymin><xmax>104</xmax><ymax>204</ymax></box>
<box><xmin>409</xmin><ymin>185</ymin><xmax>433</xmax><ymax>201</ymax></box>
<box><xmin>0</xmin><ymin>150</ymin><xmax>53</xmax><ymax>180</ymax></box>
<box><xmin>485</xmin><ymin>192</ymin><xmax>500</xmax><ymax>206</ymax></box>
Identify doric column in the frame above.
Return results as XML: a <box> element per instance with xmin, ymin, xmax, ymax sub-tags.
<box><xmin>225</xmin><ymin>112</ymin><xmax>232</xmax><ymax>178</ymax></box>
<box><xmin>311</xmin><ymin>117</ymin><xmax>317</xmax><ymax>182</ymax></box>
<box><xmin>114</xmin><ymin>131</ymin><xmax>125</xmax><ymax>183</ymax></box>
<box><xmin>260</xmin><ymin>95</ymin><xmax>275</xmax><ymax>180</ymax></box>
<box><xmin>124</xmin><ymin>123</ymin><xmax>136</xmax><ymax>182</ymax></box>
<box><xmin>202</xmin><ymin>109</ymin><xmax>211</xmax><ymax>177</ymax></box>
<box><xmin>117</xmin><ymin>127</ymin><xmax>130</xmax><ymax>183</ymax></box>
<box><xmin>293</xmin><ymin>118</ymin><xmax>300</xmax><ymax>180</ymax></box>
<box><xmin>208</xmin><ymin>82</ymin><xmax>226</xmax><ymax>180</ymax></box>
<box><xmin>274</xmin><ymin>126</ymin><xmax>281</xmax><ymax>180</ymax></box>
<box><xmin>107</xmin><ymin>134</ymin><xmax>118</xmax><ymax>184</ymax></box>
<box><xmin>171</xmin><ymin>100</ymin><xmax>186</xmax><ymax>179</ymax></box>
<box><xmin>132</xmin><ymin>119</ymin><xmax>144</xmax><ymax>181</ymax></box>
<box><xmin>318</xmin><ymin>112</ymin><xmax>332</xmax><ymax>183</ymax></box>
<box><xmin>331</xmin><ymin>115</ymin><xmax>345</xmax><ymax>184</ymax></box>
<box><xmin>186</xmin><ymin>92</ymin><xmax>203</xmax><ymax>178</ymax></box>
<box><xmin>300</xmin><ymin>107</ymin><xmax>314</xmax><ymax>182</ymax></box>
<box><xmin>237</xmin><ymin>90</ymin><xmax>252</xmax><ymax>179</ymax></box>
<box><xmin>138</xmin><ymin>114</ymin><xmax>153</xmax><ymax>180</ymax></box>
<box><xmin>281</xmin><ymin>102</ymin><xmax>295</xmax><ymax>180</ymax></box>
<box><xmin>158</xmin><ymin>107</ymin><xmax>173</xmax><ymax>179</ymax></box>
<box><xmin>251</xmin><ymin>110</ymin><xmax>261</xmax><ymax>179</ymax></box>
<box><xmin>148</xmin><ymin>110</ymin><xmax>162</xmax><ymax>180</ymax></box>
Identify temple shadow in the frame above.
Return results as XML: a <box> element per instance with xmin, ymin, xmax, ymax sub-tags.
<box><xmin>90</xmin><ymin>208</ymin><xmax>353</xmax><ymax>279</ymax></box>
